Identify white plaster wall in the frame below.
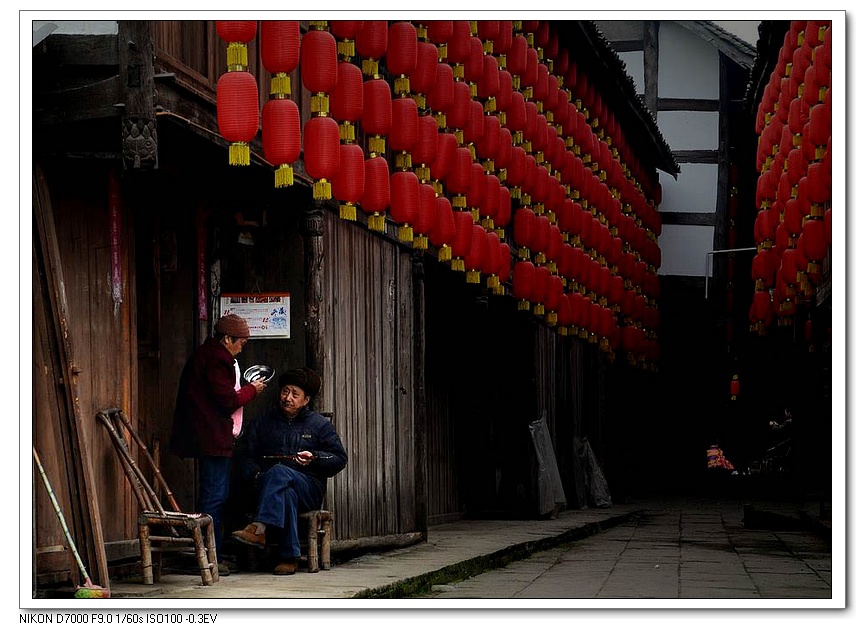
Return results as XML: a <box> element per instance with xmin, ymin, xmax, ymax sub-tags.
<box><xmin>658</xmin><ymin>164</ymin><xmax>719</xmax><ymax>213</ymax></box>
<box><xmin>658</xmin><ymin>22</ymin><xmax>719</xmax><ymax>100</ymax></box>
<box><xmin>658</xmin><ymin>224</ymin><xmax>715</xmax><ymax>277</ymax></box>
<box><xmin>618</xmin><ymin>50</ymin><xmax>644</xmax><ymax>95</ymax></box>
<box><xmin>33</xmin><ymin>20</ymin><xmax>117</xmax><ymax>35</ymax></box>
<box><xmin>657</xmin><ymin>110</ymin><xmax>719</xmax><ymax>150</ymax></box>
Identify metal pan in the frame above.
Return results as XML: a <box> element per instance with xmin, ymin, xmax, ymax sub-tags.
<box><xmin>243</xmin><ymin>364</ymin><xmax>275</xmax><ymax>384</ymax></box>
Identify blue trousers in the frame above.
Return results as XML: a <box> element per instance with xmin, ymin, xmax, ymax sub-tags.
<box><xmin>197</xmin><ymin>455</ymin><xmax>232</xmax><ymax>560</ymax></box>
<box><xmin>256</xmin><ymin>464</ymin><xmax>323</xmax><ymax>559</ymax></box>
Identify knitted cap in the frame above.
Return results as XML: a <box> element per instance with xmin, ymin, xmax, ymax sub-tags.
<box><xmin>278</xmin><ymin>367</ymin><xmax>322</xmax><ymax>399</ymax></box>
<box><xmin>215</xmin><ymin>314</ymin><xmax>250</xmax><ymax>339</ymax></box>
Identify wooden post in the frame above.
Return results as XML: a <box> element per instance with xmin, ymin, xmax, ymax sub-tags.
<box><xmin>302</xmin><ymin>201</ymin><xmax>326</xmax><ymax>410</ymax></box>
<box><xmin>411</xmin><ymin>252</ymin><xmax>428</xmax><ymax>537</ymax></box>
<box><xmin>33</xmin><ymin>163</ymin><xmax>110</xmax><ymax>590</ymax></box>
<box><xmin>642</xmin><ymin>21</ymin><xmax>660</xmax><ymax>119</ymax></box>
<box><xmin>118</xmin><ymin>21</ymin><xmax>158</xmax><ymax>170</ymax></box>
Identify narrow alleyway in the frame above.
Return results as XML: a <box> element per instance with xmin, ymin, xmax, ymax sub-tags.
<box><xmin>417</xmin><ymin>497</ymin><xmax>832</xmax><ymax>599</ymax></box>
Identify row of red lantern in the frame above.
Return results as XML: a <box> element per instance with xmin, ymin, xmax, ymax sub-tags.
<box><xmin>750</xmin><ymin>20</ymin><xmax>832</xmax><ymax>333</ymax></box>
<box><xmin>219</xmin><ymin>20</ymin><xmax>663</xmax><ymax>261</ymax></box>
<box><xmin>216</xmin><ymin>20</ymin><xmax>662</xmax><ymax>366</ymax></box>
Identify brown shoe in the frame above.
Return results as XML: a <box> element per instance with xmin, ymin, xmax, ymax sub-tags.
<box><xmin>273</xmin><ymin>559</ymin><xmax>298</xmax><ymax>575</ymax></box>
<box><xmin>231</xmin><ymin>524</ymin><xmax>265</xmax><ymax>549</ymax></box>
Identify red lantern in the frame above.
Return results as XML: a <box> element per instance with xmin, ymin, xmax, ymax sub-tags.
<box><xmin>357</xmin><ymin>20</ymin><xmax>388</xmax><ymax>76</ymax></box>
<box><xmin>497</xmin><ymin>241</ymin><xmax>512</xmax><ymax>289</ymax></box>
<box><xmin>463</xmin><ymin>224</ymin><xmax>489</xmax><ymax>284</ymax></box>
<box><xmin>217</xmin><ymin>70</ymin><xmax>259</xmax><ymax>166</ymax></box>
<box><xmin>217</xmin><ymin>20</ymin><xmax>257</xmax><ymax>68</ymax></box>
<box><xmin>301</xmin><ymin>29</ymin><xmax>338</xmax><ymax>115</ymax></box>
<box><xmin>447</xmin><ymin>80</ymin><xmax>472</xmax><ymax>133</ymax></box>
<box><xmin>261</xmin><ymin>97</ymin><xmax>300</xmax><ymax>187</ymax></box>
<box><xmin>413</xmin><ymin>114</ymin><xmax>439</xmax><ymax>182</ymax></box>
<box><xmin>430</xmin><ymin>132</ymin><xmax>458</xmax><ymax>185</ymax></box>
<box><xmin>330</xmin><ymin>20</ymin><xmax>364</xmax><ymax>59</ymax></box>
<box><xmin>414</xmin><ymin>183</ymin><xmax>438</xmax><ymax>249</ymax></box>
<box><xmin>361</xmin><ymin>155</ymin><xmax>390</xmax><ymax>232</ymax></box>
<box><xmin>426</xmin><ymin>21</ymin><xmax>454</xmax><ymax>50</ymax></box>
<box><xmin>507</xmin><ymin>33</ymin><xmax>528</xmax><ymax>79</ymax></box>
<box><xmin>544</xmin><ymin>273</ymin><xmax>564</xmax><ymax>326</ymax></box>
<box><xmin>429</xmin><ymin>195</ymin><xmax>457</xmax><ymax>261</ymax></box>
<box><xmin>451</xmin><ymin>210</ymin><xmax>474</xmax><ymax>272</ymax></box>
<box><xmin>260</xmin><ymin>21</ymin><xmax>300</xmax><ymax>97</ymax></box>
<box><xmin>333</xmin><ymin>142</ymin><xmax>365</xmax><ymax>221</ymax></box>
<box><xmin>303</xmin><ymin>116</ymin><xmax>340</xmax><ymax>200</ymax></box>
<box><xmin>512</xmin><ymin>260</ymin><xmax>535</xmax><ymax>310</ymax></box>
<box><xmin>387</xmin><ymin>21</ymin><xmax>418</xmax><ymax>95</ymax></box>
<box><xmin>391</xmin><ymin>170</ymin><xmax>420</xmax><ymax>243</ymax></box>
<box><xmin>362</xmin><ymin>77</ymin><xmax>392</xmax><ymax>155</ymax></box>
<box><xmin>411</xmin><ymin>41</ymin><xmax>439</xmax><ymax>109</ymax></box>
<box><xmin>391</xmin><ymin>97</ymin><xmax>419</xmax><ymax>169</ymax></box>
<box><xmin>428</xmin><ymin>63</ymin><xmax>455</xmax><ymax>128</ymax></box>
<box><xmin>447</xmin><ymin>21</ymin><xmax>472</xmax><ymax>67</ymax></box>
<box><xmin>331</xmin><ymin>60</ymin><xmax>364</xmax><ymax>142</ymax></box>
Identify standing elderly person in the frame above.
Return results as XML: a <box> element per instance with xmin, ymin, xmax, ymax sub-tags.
<box><xmin>232</xmin><ymin>367</ymin><xmax>347</xmax><ymax>575</ymax></box>
<box><xmin>170</xmin><ymin>313</ymin><xmax>267</xmax><ymax>570</ymax></box>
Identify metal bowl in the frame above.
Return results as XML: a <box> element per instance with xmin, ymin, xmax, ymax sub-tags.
<box><xmin>243</xmin><ymin>364</ymin><xmax>275</xmax><ymax>384</ymax></box>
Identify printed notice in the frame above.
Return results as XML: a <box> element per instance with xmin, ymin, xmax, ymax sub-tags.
<box><xmin>219</xmin><ymin>293</ymin><xmax>290</xmax><ymax>339</ymax></box>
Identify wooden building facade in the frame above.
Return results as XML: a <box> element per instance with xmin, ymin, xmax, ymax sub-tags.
<box><xmin>30</xmin><ymin>19</ymin><xmax>677</xmax><ymax>592</ymax></box>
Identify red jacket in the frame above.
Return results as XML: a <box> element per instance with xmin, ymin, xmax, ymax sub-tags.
<box><xmin>170</xmin><ymin>337</ymin><xmax>258</xmax><ymax>458</ymax></box>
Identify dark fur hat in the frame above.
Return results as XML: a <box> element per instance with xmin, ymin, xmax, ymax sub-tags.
<box><xmin>278</xmin><ymin>367</ymin><xmax>321</xmax><ymax>399</ymax></box>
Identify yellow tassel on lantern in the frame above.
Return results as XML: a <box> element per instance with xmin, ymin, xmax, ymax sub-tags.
<box><xmin>398</xmin><ymin>224</ymin><xmax>413</xmax><ymax>243</ymax></box>
<box><xmin>517</xmin><ymin>246</ymin><xmax>529</xmax><ymax>260</ymax></box>
<box><xmin>450</xmin><ymin>257</ymin><xmax>465</xmax><ymax>272</ymax></box>
<box><xmin>275</xmin><ymin>164</ymin><xmax>294</xmax><ymax>188</ymax></box>
<box><xmin>337</xmin><ymin>40</ymin><xmax>355</xmax><ymax>59</ymax></box>
<box><xmin>471</xmin><ymin>208</ymin><xmax>480</xmax><ymax>222</ymax></box>
<box><xmin>495</xmin><ymin>227</ymin><xmax>505</xmax><ymax>239</ymax></box>
<box><xmin>362</xmin><ymin>59</ymin><xmax>379</xmax><ymax>76</ymax></box>
<box><xmin>229</xmin><ymin>142</ymin><xmax>250</xmax><ymax>166</ymax></box>
<box><xmin>438</xmin><ymin>244</ymin><xmax>452</xmax><ymax>262</ymax></box>
<box><xmin>481</xmin><ymin>217</ymin><xmax>494</xmax><ymax>230</ymax></box>
<box><xmin>368</xmin><ymin>135</ymin><xmax>386</xmax><ymax>155</ymax></box>
<box><xmin>412</xmin><ymin>94</ymin><xmax>427</xmax><ymax>110</ymax></box>
<box><xmin>453</xmin><ymin>195</ymin><xmax>466</xmax><ymax>209</ymax></box>
<box><xmin>340</xmin><ymin>203</ymin><xmax>357</xmax><ymax>221</ymax></box>
<box><xmin>226</xmin><ymin>42</ymin><xmax>248</xmax><ymax>69</ymax></box>
<box><xmin>311</xmin><ymin>93</ymin><xmax>330</xmax><ymax>115</ymax></box>
<box><xmin>511</xmin><ymin>187</ymin><xmax>521</xmax><ymax>200</ymax></box>
<box><xmin>466</xmin><ymin>269</ymin><xmax>481</xmax><ymax>284</ymax></box>
<box><xmin>368</xmin><ymin>213</ymin><xmax>386</xmax><ymax>233</ymax></box>
<box><xmin>557</xmin><ymin>325</ymin><xmax>569</xmax><ymax>337</ymax></box>
<box><xmin>518</xmin><ymin>299</ymin><xmax>530</xmax><ymax>311</ymax></box>
<box><xmin>396</xmin><ymin>152</ymin><xmax>413</xmax><ymax>170</ymax></box>
<box><xmin>487</xmin><ymin>275</ymin><xmax>500</xmax><ymax>291</ymax></box>
<box><xmin>415</xmin><ymin>165</ymin><xmax>430</xmax><ymax>182</ymax></box>
<box><xmin>413</xmin><ymin>234</ymin><xmax>428</xmax><ymax>250</ymax></box>
<box><xmin>270</xmin><ymin>73</ymin><xmax>292</xmax><ymax>97</ymax></box>
<box><xmin>484</xmin><ymin>97</ymin><xmax>497</xmax><ymax>113</ymax></box>
<box><xmin>545</xmin><ymin>311</ymin><xmax>557</xmax><ymax>327</ymax></box>
<box><xmin>452</xmin><ymin>63</ymin><xmax>463</xmax><ymax>79</ymax></box>
<box><xmin>394</xmin><ymin>76</ymin><xmax>410</xmax><ymax>96</ymax></box>
<box><xmin>313</xmin><ymin>179</ymin><xmax>332</xmax><ymax>200</ymax></box>
<box><xmin>339</xmin><ymin>122</ymin><xmax>356</xmax><ymax>143</ymax></box>
<box><xmin>533</xmin><ymin>303</ymin><xmax>545</xmax><ymax>317</ymax></box>
<box><xmin>498</xmin><ymin>111</ymin><xmax>507</xmax><ymax>127</ymax></box>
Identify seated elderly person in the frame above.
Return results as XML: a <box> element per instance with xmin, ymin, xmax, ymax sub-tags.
<box><xmin>232</xmin><ymin>367</ymin><xmax>347</xmax><ymax>575</ymax></box>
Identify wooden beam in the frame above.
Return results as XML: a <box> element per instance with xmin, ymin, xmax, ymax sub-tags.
<box><xmin>672</xmin><ymin>150</ymin><xmax>720</xmax><ymax>164</ymax></box>
<box><xmin>657</xmin><ymin>98</ymin><xmax>720</xmax><ymax>112</ymax></box>
<box><xmin>660</xmin><ymin>212</ymin><xmax>717</xmax><ymax>226</ymax></box>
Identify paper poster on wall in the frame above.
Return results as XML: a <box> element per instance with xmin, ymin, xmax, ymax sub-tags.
<box><xmin>219</xmin><ymin>293</ymin><xmax>290</xmax><ymax>339</ymax></box>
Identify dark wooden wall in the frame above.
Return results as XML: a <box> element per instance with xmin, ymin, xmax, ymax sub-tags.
<box><xmin>321</xmin><ymin>211</ymin><xmax>417</xmax><ymax>540</ymax></box>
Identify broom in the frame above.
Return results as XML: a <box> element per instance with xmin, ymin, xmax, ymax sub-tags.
<box><xmin>33</xmin><ymin>448</ymin><xmax>110</xmax><ymax>598</ymax></box>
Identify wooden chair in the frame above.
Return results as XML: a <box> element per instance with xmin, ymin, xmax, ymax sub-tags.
<box><xmin>96</xmin><ymin>408</ymin><xmax>219</xmax><ymax>586</ymax></box>
<box><xmin>298</xmin><ymin>507</ymin><xmax>332</xmax><ymax>572</ymax></box>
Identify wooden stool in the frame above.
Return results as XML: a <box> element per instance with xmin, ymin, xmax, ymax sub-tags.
<box><xmin>298</xmin><ymin>510</ymin><xmax>332</xmax><ymax>572</ymax></box>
